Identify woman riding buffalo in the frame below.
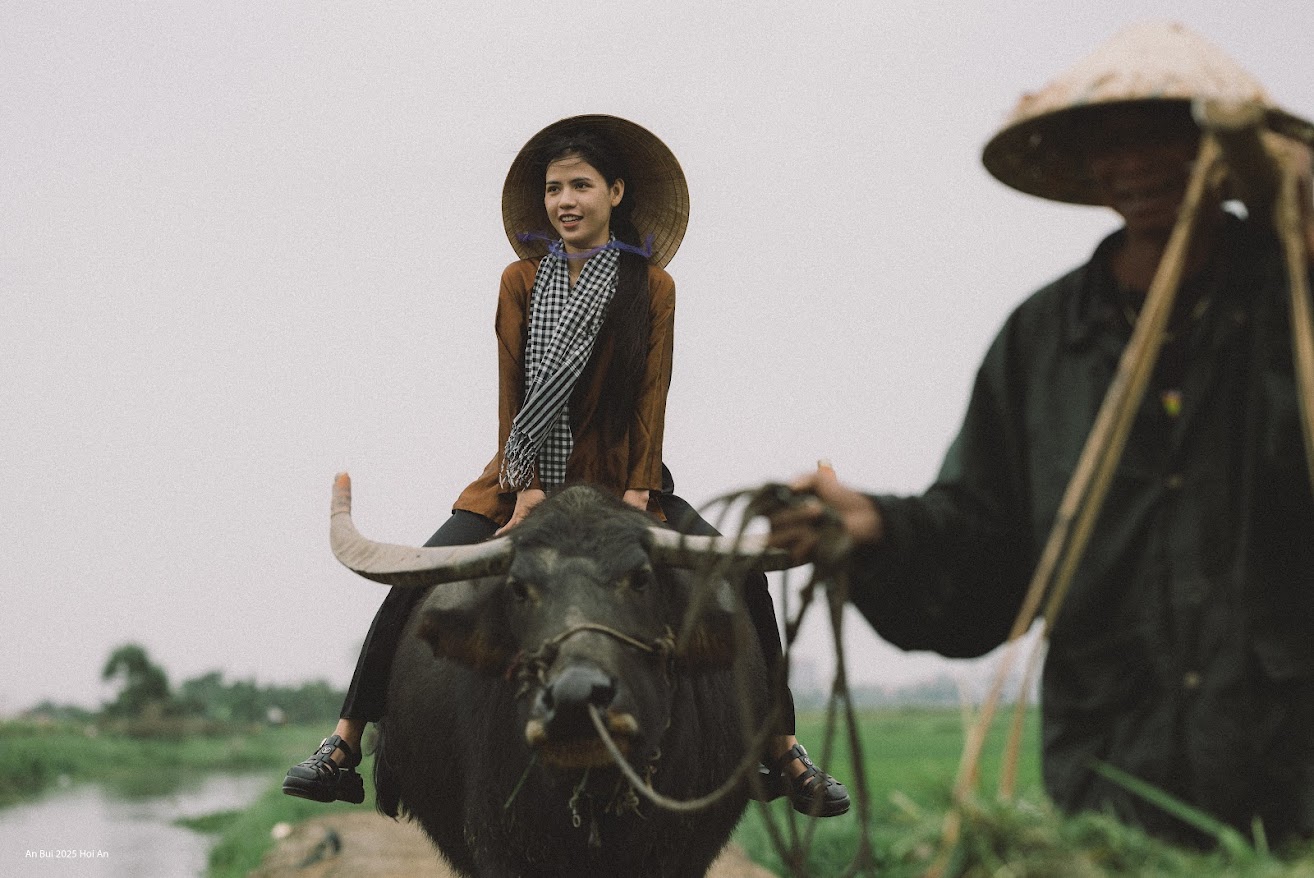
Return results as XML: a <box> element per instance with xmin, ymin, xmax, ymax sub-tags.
<box><xmin>282</xmin><ymin>115</ymin><xmax>848</xmax><ymax>818</ymax></box>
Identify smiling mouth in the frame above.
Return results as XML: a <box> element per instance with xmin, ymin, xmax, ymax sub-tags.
<box><xmin>1115</xmin><ymin>176</ymin><xmax>1185</xmax><ymax>212</ymax></box>
<box><xmin>558</xmin><ymin>214</ymin><xmax>582</xmax><ymax>226</ymax></box>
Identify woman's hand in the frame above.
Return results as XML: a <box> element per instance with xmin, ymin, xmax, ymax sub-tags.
<box><xmin>766</xmin><ymin>466</ymin><xmax>883</xmax><ymax>566</ymax></box>
<box><xmin>496</xmin><ymin>488</ymin><xmax>547</xmax><ymax>536</ymax></box>
<box><xmin>622</xmin><ymin>489</ymin><xmax>651</xmax><ymax>513</ymax></box>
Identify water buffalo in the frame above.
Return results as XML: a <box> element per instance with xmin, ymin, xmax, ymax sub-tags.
<box><xmin>329</xmin><ymin>474</ymin><xmax>792</xmax><ymax>877</ymax></box>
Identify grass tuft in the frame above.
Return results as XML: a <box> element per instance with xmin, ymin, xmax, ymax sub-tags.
<box><xmin>732</xmin><ymin>708</ymin><xmax>1314</xmax><ymax>877</ymax></box>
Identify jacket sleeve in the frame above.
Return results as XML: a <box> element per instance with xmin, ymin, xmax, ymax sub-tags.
<box><xmin>848</xmin><ymin>312</ymin><xmax>1036</xmax><ymax>658</ymax></box>
<box><xmin>625</xmin><ymin>268</ymin><xmax>675</xmax><ymax>491</ymax></box>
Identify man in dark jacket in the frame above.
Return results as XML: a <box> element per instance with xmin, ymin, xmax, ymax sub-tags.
<box><xmin>770</xmin><ymin>23</ymin><xmax>1314</xmax><ymax>845</ymax></box>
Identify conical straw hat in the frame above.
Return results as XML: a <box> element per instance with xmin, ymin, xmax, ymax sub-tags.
<box><xmin>502</xmin><ymin>115</ymin><xmax>689</xmax><ymax>268</ymax></box>
<box><xmin>982</xmin><ymin>21</ymin><xmax>1313</xmax><ymax>204</ymax></box>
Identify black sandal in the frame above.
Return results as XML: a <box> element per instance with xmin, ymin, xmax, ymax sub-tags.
<box><xmin>282</xmin><ymin>734</ymin><xmax>365</xmax><ymax>804</ymax></box>
<box><xmin>748</xmin><ymin>761</ymin><xmax>787</xmax><ymax>803</ymax></box>
<box><xmin>778</xmin><ymin>743</ymin><xmax>849</xmax><ymax>817</ymax></box>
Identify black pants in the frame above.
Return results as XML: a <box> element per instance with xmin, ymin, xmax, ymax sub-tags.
<box><xmin>654</xmin><ymin>491</ymin><xmax>796</xmax><ymax>734</ymax></box>
<box><xmin>339</xmin><ymin>488</ymin><xmax>796</xmax><ymax>734</ymax></box>
<box><xmin>340</xmin><ymin>509</ymin><xmax>497</xmax><ymax>722</ymax></box>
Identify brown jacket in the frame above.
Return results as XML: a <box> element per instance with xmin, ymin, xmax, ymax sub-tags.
<box><xmin>454</xmin><ymin>258</ymin><xmax>676</xmax><ymax>525</ymax></box>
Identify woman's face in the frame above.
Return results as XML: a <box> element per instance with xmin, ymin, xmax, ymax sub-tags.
<box><xmin>544</xmin><ymin>153</ymin><xmax>624</xmax><ymax>253</ymax></box>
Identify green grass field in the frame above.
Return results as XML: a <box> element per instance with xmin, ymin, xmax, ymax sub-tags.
<box><xmin>735</xmin><ymin>708</ymin><xmax>1314</xmax><ymax>877</ymax></box>
<box><xmin>5</xmin><ymin>710</ymin><xmax>1314</xmax><ymax>876</ymax></box>
<box><xmin>0</xmin><ymin>719</ymin><xmax>320</xmax><ymax>806</ymax></box>
<box><xmin>733</xmin><ymin>706</ymin><xmax>1043</xmax><ymax>876</ymax></box>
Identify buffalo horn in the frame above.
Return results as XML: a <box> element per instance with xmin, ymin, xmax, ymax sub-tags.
<box><xmin>646</xmin><ymin>527</ymin><xmax>796</xmax><ymax>572</ymax></box>
<box><xmin>330</xmin><ymin>473</ymin><xmax>514</xmax><ymax>587</ymax></box>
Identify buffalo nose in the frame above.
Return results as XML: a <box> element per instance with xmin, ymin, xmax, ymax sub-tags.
<box><xmin>535</xmin><ymin>664</ymin><xmax>617</xmax><ymax>736</ymax></box>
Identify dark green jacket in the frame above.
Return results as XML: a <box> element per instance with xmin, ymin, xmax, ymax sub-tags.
<box><xmin>852</xmin><ymin>214</ymin><xmax>1314</xmax><ymax>841</ymax></box>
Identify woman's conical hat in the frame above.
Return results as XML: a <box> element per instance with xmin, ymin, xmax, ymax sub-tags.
<box><xmin>502</xmin><ymin>115</ymin><xmax>689</xmax><ymax>268</ymax></box>
<box><xmin>982</xmin><ymin>21</ymin><xmax>1313</xmax><ymax>204</ymax></box>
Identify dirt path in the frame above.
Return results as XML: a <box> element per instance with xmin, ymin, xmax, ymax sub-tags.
<box><xmin>250</xmin><ymin>812</ymin><xmax>779</xmax><ymax>877</ymax></box>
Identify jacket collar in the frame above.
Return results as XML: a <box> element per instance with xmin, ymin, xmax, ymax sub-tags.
<box><xmin>1064</xmin><ymin>228</ymin><xmax>1131</xmax><ymax>352</ymax></box>
<box><xmin>1063</xmin><ymin>214</ymin><xmax>1256</xmax><ymax>354</ymax></box>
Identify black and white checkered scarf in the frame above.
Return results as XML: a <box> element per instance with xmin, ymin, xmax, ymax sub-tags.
<box><xmin>500</xmin><ymin>240</ymin><xmax>620</xmax><ymax>491</ymax></box>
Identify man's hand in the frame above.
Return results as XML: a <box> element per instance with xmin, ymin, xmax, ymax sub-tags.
<box><xmin>496</xmin><ymin>488</ymin><xmax>547</xmax><ymax>536</ymax></box>
<box><xmin>766</xmin><ymin>465</ymin><xmax>884</xmax><ymax>565</ymax></box>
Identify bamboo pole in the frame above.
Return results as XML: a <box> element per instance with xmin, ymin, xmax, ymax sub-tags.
<box><xmin>925</xmin><ymin>137</ymin><xmax>1225</xmax><ymax>878</ymax></box>
<box><xmin>928</xmin><ymin>100</ymin><xmax>1314</xmax><ymax>876</ymax></box>
<box><xmin>1276</xmin><ymin>164</ymin><xmax>1314</xmax><ymax>494</ymax></box>
<box><xmin>997</xmin><ymin>108</ymin><xmax>1314</xmax><ymax>800</ymax></box>
<box><xmin>958</xmin><ymin>134</ymin><xmax>1222</xmax><ymax>803</ymax></box>
<box><xmin>1196</xmin><ymin>100</ymin><xmax>1280</xmax><ymax>217</ymax></box>
<box><xmin>1202</xmin><ymin>100</ymin><xmax>1314</xmax><ymax>494</ymax></box>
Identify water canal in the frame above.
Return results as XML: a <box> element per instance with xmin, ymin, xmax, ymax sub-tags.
<box><xmin>0</xmin><ymin>772</ymin><xmax>269</xmax><ymax>877</ymax></box>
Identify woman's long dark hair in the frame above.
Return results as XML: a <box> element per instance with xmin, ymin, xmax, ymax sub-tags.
<box><xmin>535</xmin><ymin>131</ymin><xmax>651</xmax><ymax>442</ymax></box>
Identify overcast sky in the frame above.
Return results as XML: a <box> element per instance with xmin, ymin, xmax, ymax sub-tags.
<box><xmin>3</xmin><ymin>1</ymin><xmax>1311</xmax><ymax>714</ymax></box>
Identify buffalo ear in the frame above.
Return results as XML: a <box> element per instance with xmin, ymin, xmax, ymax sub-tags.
<box><xmin>676</xmin><ymin>579</ymin><xmax>747</xmax><ymax>670</ymax></box>
<box><xmin>415</xmin><ymin>581</ymin><xmax>514</xmax><ymax>675</ymax></box>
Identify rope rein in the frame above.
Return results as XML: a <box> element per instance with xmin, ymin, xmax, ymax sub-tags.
<box><xmin>496</xmin><ymin>484</ymin><xmax>871</xmax><ymax>873</ymax></box>
<box><xmin>507</xmin><ymin>623</ymin><xmax>677</xmax><ymax>696</ymax></box>
<box><xmin>541</xmin><ymin>622</ymin><xmax>672</xmax><ymax>657</ymax></box>
<box><xmin>532</xmin><ymin>484</ymin><xmax>876</xmax><ymax>875</ymax></box>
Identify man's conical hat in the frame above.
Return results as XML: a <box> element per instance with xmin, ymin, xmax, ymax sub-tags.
<box><xmin>982</xmin><ymin>21</ymin><xmax>1313</xmax><ymax>204</ymax></box>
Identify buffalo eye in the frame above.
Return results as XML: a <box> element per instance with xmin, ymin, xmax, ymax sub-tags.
<box><xmin>627</xmin><ymin>565</ymin><xmax>655</xmax><ymax>593</ymax></box>
<box><xmin>508</xmin><ymin>578</ymin><xmax>531</xmax><ymax>603</ymax></box>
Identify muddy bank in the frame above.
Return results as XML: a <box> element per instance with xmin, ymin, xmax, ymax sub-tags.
<box><xmin>250</xmin><ymin>811</ymin><xmax>779</xmax><ymax>877</ymax></box>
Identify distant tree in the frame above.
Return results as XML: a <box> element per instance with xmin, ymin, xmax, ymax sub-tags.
<box><xmin>263</xmin><ymin>679</ymin><xmax>345</xmax><ymax>724</ymax></box>
<box><xmin>176</xmin><ymin>669</ymin><xmax>346</xmax><ymax>725</ymax></box>
<box><xmin>177</xmin><ymin>670</ymin><xmax>229</xmax><ymax>720</ymax></box>
<box><xmin>101</xmin><ymin>643</ymin><xmax>171</xmax><ymax>718</ymax></box>
<box><xmin>225</xmin><ymin>678</ymin><xmax>264</xmax><ymax>724</ymax></box>
<box><xmin>24</xmin><ymin>700</ymin><xmax>97</xmax><ymax>724</ymax></box>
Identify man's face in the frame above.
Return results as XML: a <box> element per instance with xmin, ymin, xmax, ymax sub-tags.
<box><xmin>1085</xmin><ymin>108</ymin><xmax>1202</xmax><ymax>238</ymax></box>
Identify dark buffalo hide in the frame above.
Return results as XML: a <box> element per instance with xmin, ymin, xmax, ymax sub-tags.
<box><xmin>372</xmin><ymin>486</ymin><xmax>770</xmax><ymax>878</ymax></box>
